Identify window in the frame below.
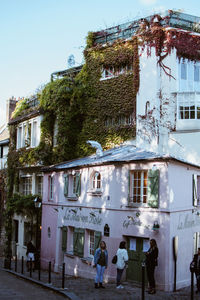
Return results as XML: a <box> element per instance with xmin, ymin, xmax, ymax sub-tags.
<box><xmin>24</xmin><ymin>222</ymin><xmax>32</xmax><ymax>246</ymax></box>
<box><xmin>32</xmin><ymin>121</ymin><xmax>37</xmax><ymax>147</ymax></box>
<box><xmin>181</xmin><ymin>62</ymin><xmax>187</xmax><ymax>80</ymax></box>
<box><xmin>36</xmin><ymin>175</ymin><xmax>43</xmax><ymax>196</ymax></box>
<box><xmin>0</xmin><ymin>146</ymin><xmax>3</xmax><ymax>158</ymax></box>
<box><xmin>178</xmin><ymin>94</ymin><xmax>200</xmax><ymax>120</ymax></box>
<box><xmin>92</xmin><ymin>172</ymin><xmax>101</xmax><ymax>190</ymax></box>
<box><xmin>129</xmin><ymin>169</ymin><xmax>159</xmax><ymax>208</ymax></box>
<box><xmin>105</xmin><ymin>114</ymin><xmax>133</xmax><ymax>127</ymax></box>
<box><xmin>88</xmin><ymin>230</ymin><xmax>101</xmax><ymax>257</ymax></box>
<box><xmin>89</xmin><ymin>230</ymin><xmax>95</xmax><ymax>256</ymax></box>
<box><xmin>193</xmin><ymin>174</ymin><xmax>200</xmax><ymax>206</ymax></box>
<box><xmin>101</xmin><ymin>64</ymin><xmax>133</xmax><ymax>80</ymax></box>
<box><xmin>64</xmin><ymin>172</ymin><xmax>81</xmax><ymax>198</ymax></box>
<box><xmin>48</xmin><ymin>227</ymin><xmax>51</xmax><ymax>239</ymax></box>
<box><xmin>62</xmin><ymin>226</ymin><xmax>67</xmax><ymax>251</ymax></box>
<box><xmin>21</xmin><ymin>176</ymin><xmax>32</xmax><ymax>195</ymax></box>
<box><xmin>130</xmin><ymin>170</ymin><xmax>148</xmax><ymax>204</ymax></box>
<box><xmin>194</xmin><ymin>65</ymin><xmax>200</xmax><ymax>82</ymax></box>
<box><xmin>73</xmin><ymin>228</ymin><xmax>85</xmax><ymax>257</ymax></box>
<box><xmin>17</xmin><ymin>126</ymin><xmax>22</xmax><ymax>149</ymax></box>
<box><xmin>49</xmin><ymin>176</ymin><xmax>54</xmax><ymax>200</ymax></box>
<box><xmin>53</xmin><ymin>120</ymin><xmax>58</xmax><ymax>147</ymax></box>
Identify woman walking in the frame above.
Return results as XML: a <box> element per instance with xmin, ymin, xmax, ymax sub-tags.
<box><xmin>145</xmin><ymin>239</ymin><xmax>159</xmax><ymax>294</ymax></box>
<box><xmin>116</xmin><ymin>241</ymin><xmax>129</xmax><ymax>289</ymax></box>
<box><xmin>93</xmin><ymin>241</ymin><xmax>108</xmax><ymax>288</ymax></box>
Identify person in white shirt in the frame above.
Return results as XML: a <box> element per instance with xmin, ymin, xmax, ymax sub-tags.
<box><xmin>116</xmin><ymin>241</ymin><xmax>129</xmax><ymax>289</ymax></box>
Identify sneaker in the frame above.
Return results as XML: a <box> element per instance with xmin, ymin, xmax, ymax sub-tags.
<box><xmin>120</xmin><ymin>285</ymin><xmax>124</xmax><ymax>289</ymax></box>
<box><xmin>116</xmin><ymin>285</ymin><xmax>121</xmax><ymax>289</ymax></box>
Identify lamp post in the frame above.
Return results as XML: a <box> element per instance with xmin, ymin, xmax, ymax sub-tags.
<box><xmin>34</xmin><ymin>196</ymin><xmax>41</xmax><ymax>266</ymax></box>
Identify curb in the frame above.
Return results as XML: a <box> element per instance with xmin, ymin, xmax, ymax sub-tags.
<box><xmin>1</xmin><ymin>268</ymin><xmax>80</xmax><ymax>300</ymax></box>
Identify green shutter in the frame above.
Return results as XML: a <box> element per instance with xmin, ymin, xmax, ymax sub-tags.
<box><xmin>193</xmin><ymin>174</ymin><xmax>198</xmax><ymax>206</ymax></box>
<box><xmin>75</xmin><ymin>173</ymin><xmax>81</xmax><ymax>197</ymax></box>
<box><xmin>73</xmin><ymin>228</ymin><xmax>85</xmax><ymax>257</ymax></box>
<box><xmin>127</xmin><ymin>170</ymin><xmax>131</xmax><ymax>204</ymax></box>
<box><xmin>94</xmin><ymin>231</ymin><xmax>101</xmax><ymax>252</ymax></box>
<box><xmin>147</xmin><ymin>169</ymin><xmax>159</xmax><ymax>208</ymax></box>
<box><xmin>64</xmin><ymin>174</ymin><xmax>69</xmax><ymax>197</ymax></box>
<box><xmin>62</xmin><ymin>226</ymin><xmax>67</xmax><ymax>252</ymax></box>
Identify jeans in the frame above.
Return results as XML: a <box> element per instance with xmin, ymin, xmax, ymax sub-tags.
<box><xmin>95</xmin><ymin>264</ymin><xmax>105</xmax><ymax>283</ymax></box>
<box><xmin>116</xmin><ymin>268</ymin><xmax>124</xmax><ymax>286</ymax></box>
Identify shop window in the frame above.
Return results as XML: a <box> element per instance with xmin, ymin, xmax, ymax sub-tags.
<box><xmin>89</xmin><ymin>230</ymin><xmax>101</xmax><ymax>257</ymax></box>
<box><xmin>62</xmin><ymin>226</ymin><xmax>67</xmax><ymax>251</ymax></box>
<box><xmin>73</xmin><ymin>228</ymin><xmax>85</xmax><ymax>257</ymax></box>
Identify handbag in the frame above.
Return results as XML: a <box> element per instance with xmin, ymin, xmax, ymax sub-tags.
<box><xmin>112</xmin><ymin>254</ymin><xmax>117</xmax><ymax>264</ymax></box>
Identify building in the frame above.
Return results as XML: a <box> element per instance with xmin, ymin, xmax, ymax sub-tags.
<box><xmin>40</xmin><ymin>142</ymin><xmax>200</xmax><ymax>291</ymax></box>
<box><xmin>39</xmin><ymin>10</ymin><xmax>200</xmax><ymax>291</ymax></box>
<box><xmin>8</xmin><ymin>95</ymin><xmax>43</xmax><ymax>258</ymax></box>
<box><xmin>0</xmin><ymin>98</ymin><xmax>17</xmax><ymax>255</ymax></box>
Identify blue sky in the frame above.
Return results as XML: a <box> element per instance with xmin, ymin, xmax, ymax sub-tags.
<box><xmin>0</xmin><ymin>0</ymin><xmax>199</xmax><ymax>127</ymax></box>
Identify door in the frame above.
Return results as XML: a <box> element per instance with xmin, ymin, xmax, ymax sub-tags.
<box><xmin>126</xmin><ymin>237</ymin><xmax>149</xmax><ymax>283</ymax></box>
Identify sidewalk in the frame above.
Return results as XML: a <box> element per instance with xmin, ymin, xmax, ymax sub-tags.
<box><xmin>0</xmin><ymin>257</ymin><xmax>197</xmax><ymax>300</ymax></box>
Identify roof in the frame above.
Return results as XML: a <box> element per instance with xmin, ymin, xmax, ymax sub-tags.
<box><xmin>93</xmin><ymin>11</ymin><xmax>200</xmax><ymax>45</ymax></box>
<box><xmin>0</xmin><ymin>124</ymin><xmax>9</xmax><ymax>142</ymax></box>
<box><xmin>42</xmin><ymin>142</ymin><xmax>200</xmax><ymax>172</ymax></box>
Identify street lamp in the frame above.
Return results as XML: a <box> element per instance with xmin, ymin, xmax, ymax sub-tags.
<box><xmin>34</xmin><ymin>196</ymin><xmax>41</xmax><ymax>266</ymax></box>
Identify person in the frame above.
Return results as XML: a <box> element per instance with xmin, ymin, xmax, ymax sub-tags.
<box><xmin>145</xmin><ymin>238</ymin><xmax>159</xmax><ymax>294</ymax></box>
<box><xmin>191</xmin><ymin>247</ymin><xmax>200</xmax><ymax>293</ymax></box>
<box><xmin>26</xmin><ymin>240</ymin><xmax>36</xmax><ymax>271</ymax></box>
<box><xmin>116</xmin><ymin>241</ymin><xmax>129</xmax><ymax>289</ymax></box>
<box><xmin>93</xmin><ymin>240</ymin><xmax>108</xmax><ymax>288</ymax></box>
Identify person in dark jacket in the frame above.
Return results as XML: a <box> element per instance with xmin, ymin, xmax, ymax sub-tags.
<box><xmin>145</xmin><ymin>239</ymin><xmax>159</xmax><ymax>294</ymax></box>
<box><xmin>93</xmin><ymin>241</ymin><xmax>108</xmax><ymax>288</ymax></box>
<box><xmin>191</xmin><ymin>248</ymin><xmax>200</xmax><ymax>293</ymax></box>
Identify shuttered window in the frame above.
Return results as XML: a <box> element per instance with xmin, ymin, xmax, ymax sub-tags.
<box><xmin>73</xmin><ymin>228</ymin><xmax>85</xmax><ymax>257</ymax></box>
<box><xmin>62</xmin><ymin>226</ymin><xmax>67</xmax><ymax>252</ymax></box>
<box><xmin>128</xmin><ymin>169</ymin><xmax>159</xmax><ymax>208</ymax></box>
<box><xmin>193</xmin><ymin>174</ymin><xmax>198</xmax><ymax>206</ymax></box>
<box><xmin>147</xmin><ymin>169</ymin><xmax>159</xmax><ymax>208</ymax></box>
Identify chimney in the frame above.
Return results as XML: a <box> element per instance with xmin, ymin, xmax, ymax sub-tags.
<box><xmin>6</xmin><ymin>97</ymin><xmax>17</xmax><ymax>123</ymax></box>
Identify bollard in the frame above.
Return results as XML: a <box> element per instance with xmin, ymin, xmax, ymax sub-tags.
<box><xmin>141</xmin><ymin>262</ymin><xmax>145</xmax><ymax>300</ymax></box>
<box><xmin>62</xmin><ymin>263</ymin><xmax>65</xmax><ymax>289</ymax></box>
<box><xmin>30</xmin><ymin>258</ymin><xmax>32</xmax><ymax>278</ymax></box>
<box><xmin>38</xmin><ymin>260</ymin><xmax>41</xmax><ymax>281</ymax></box>
<box><xmin>191</xmin><ymin>269</ymin><xmax>194</xmax><ymax>300</ymax></box>
<box><xmin>9</xmin><ymin>256</ymin><xmax>11</xmax><ymax>270</ymax></box>
<box><xmin>15</xmin><ymin>255</ymin><xmax>17</xmax><ymax>272</ymax></box>
<box><xmin>48</xmin><ymin>261</ymin><xmax>51</xmax><ymax>284</ymax></box>
<box><xmin>21</xmin><ymin>256</ymin><xmax>24</xmax><ymax>274</ymax></box>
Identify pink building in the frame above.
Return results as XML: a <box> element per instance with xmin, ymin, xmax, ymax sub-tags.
<box><xmin>41</xmin><ymin>143</ymin><xmax>200</xmax><ymax>291</ymax></box>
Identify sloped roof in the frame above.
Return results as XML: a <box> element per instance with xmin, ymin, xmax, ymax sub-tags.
<box><xmin>42</xmin><ymin>143</ymin><xmax>200</xmax><ymax>172</ymax></box>
<box><xmin>0</xmin><ymin>124</ymin><xmax>9</xmax><ymax>143</ymax></box>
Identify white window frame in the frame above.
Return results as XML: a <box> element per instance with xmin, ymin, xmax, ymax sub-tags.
<box><xmin>49</xmin><ymin>176</ymin><xmax>54</xmax><ymax>201</ymax></box>
<box><xmin>92</xmin><ymin>171</ymin><xmax>101</xmax><ymax>191</ymax></box>
<box><xmin>89</xmin><ymin>230</ymin><xmax>95</xmax><ymax>257</ymax></box>
<box><xmin>130</xmin><ymin>170</ymin><xmax>148</xmax><ymax>206</ymax></box>
<box><xmin>16</xmin><ymin>118</ymin><xmax>39</xmax><ymax>149</ymax></box>
<box><xmin>21</xmin><ymin>175</ymin><xmax>32</xmax><ymax>196</ymax></box>
<box><xmin>101</xmin><ymin>64</ymin><xmax>133</xmax><ymax>80</ymax></box>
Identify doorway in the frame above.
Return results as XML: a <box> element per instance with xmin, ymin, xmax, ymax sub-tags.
<box><xmin>126</xmin><ymin>236</ymin><xmax>149</xmax><ymax>283</ymax></box>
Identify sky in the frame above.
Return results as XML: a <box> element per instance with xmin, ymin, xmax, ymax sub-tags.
<box><xmin>0</xmin><ymin>0</ymin><xmax>200</xmax><ymax>127</ymax></box>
